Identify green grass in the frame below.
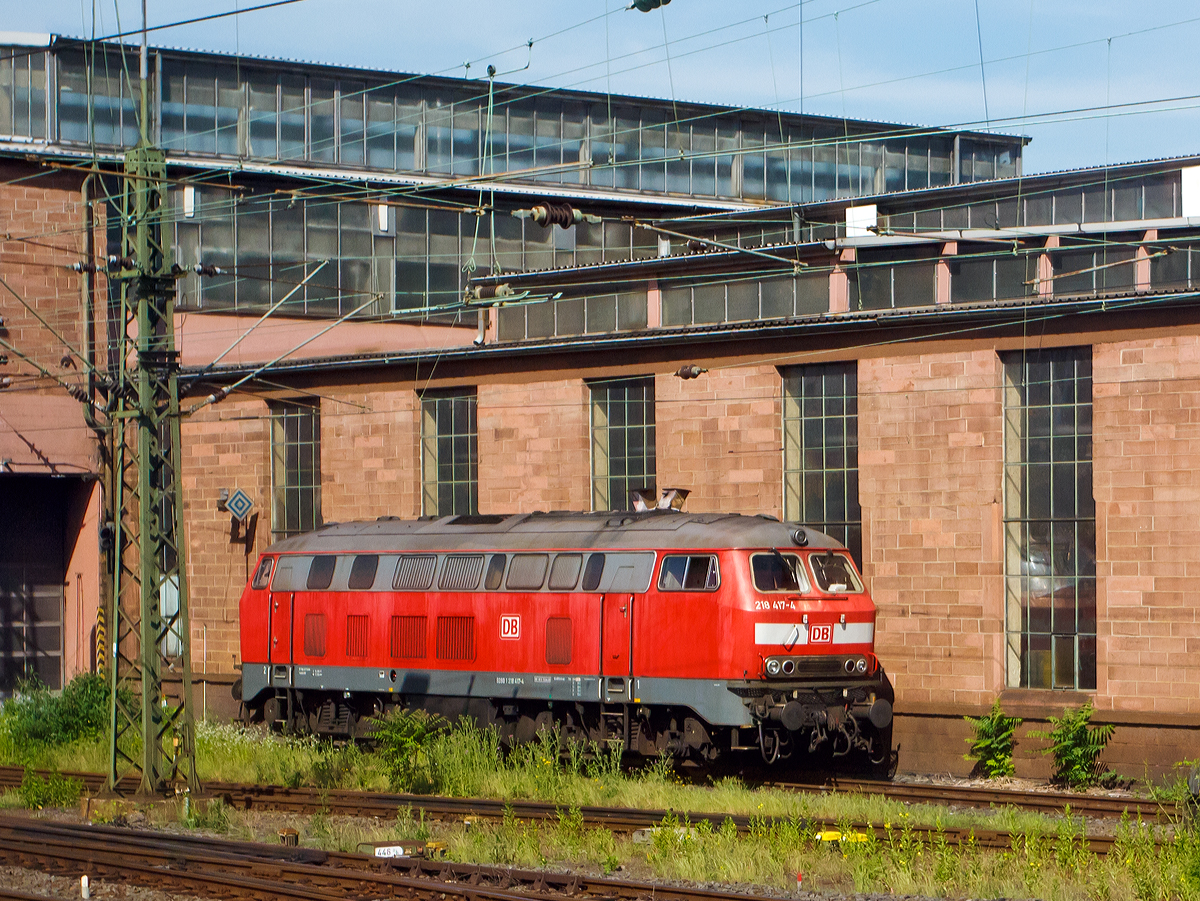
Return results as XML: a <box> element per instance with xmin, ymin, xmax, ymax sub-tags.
<box><xmin>0</xmin><ymin>704</ymin><xmax>1093</xmax><ymax>838</ymax></box>
<box><xmin>153</xmin><ymin>799</ymin><xmax>1200</xmax><ymax>901</ymax></box>
<box><xmin>9</xmin><ymin>687</ymin><xmax>1200</xmax><ymax>899</ymax></box>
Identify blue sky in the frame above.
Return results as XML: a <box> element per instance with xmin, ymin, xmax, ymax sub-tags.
<box><xmin>8</xmin><ymin>0</ymin><xmax>1200</xmax><ymax>174</ymax></box>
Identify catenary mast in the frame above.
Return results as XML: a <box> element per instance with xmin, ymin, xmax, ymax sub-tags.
<box><xmin>105</xmin><ymin>0</ymin><xmax>199</xmax><ymax>796</ymax></box>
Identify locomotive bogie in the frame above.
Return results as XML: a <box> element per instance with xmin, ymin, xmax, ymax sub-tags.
<box><xmin>236</xmin><ymin>511</ymin><xmax>894</xmax><ymax>770</ymax></box>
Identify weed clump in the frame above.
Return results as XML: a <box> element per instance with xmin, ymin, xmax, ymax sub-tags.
<box><xmin>964</xmin><ymin>699</ymin><xmax>1022</xmax><ymax>778</ymax></box>
<box><xmin>1031</xmin><ymin>703</ymin><xmax>1116</xmax><ymax>790</ymax></box>
<box><xmin>18</xmin><ymin>767</ymin><xmax>83</xmax><ymax>809</ymax></box>
<box><xmin>182</xmin><ymin>795</ymin><xmax>231</xmax><ymax>833</ymax></box>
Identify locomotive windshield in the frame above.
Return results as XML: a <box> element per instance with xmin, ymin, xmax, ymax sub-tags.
<box><xmin>751</xmin><ymin>552</ymin><xmax>811</xmax><ymax>592</ymax></box>
<box><xmin>810</xmin><ymin>551</ymin><xmax>863</xmax><ymax>593</ymax></box>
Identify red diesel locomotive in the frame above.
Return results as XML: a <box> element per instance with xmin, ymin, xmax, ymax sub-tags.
<box><xmin>237</xmin><ymin>505</ymin><xmax>894</xmax><ymax>767</ymax></box>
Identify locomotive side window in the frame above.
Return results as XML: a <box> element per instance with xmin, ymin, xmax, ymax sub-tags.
<box><xmin>507</xmin><ymin>554</ymin><xmax>549</xmax><ymax>590</ymax></box>
<box><xmin>436</xmin><ymin>615</ymin><xmax>475</xmax><ymax>660</ymax></box>
<box><xmin>306</xmin><ymin>555</ymin><xmax>336</xmax><ymax>590</ymax></box>
<box><xmin>347</xmin><ymin>614</ymin><xmax>368</xmax><ymax>656</ymax></box>
<box><xmin>809</xmin><ymin>551</ymin><xmax>863</xmax><ymax>593</ymax></box>
<box><xmin>581</xmin><ymin>553</ymin><xmax>605</xmax><ymax>591</ymax></box>
<box><xmin>751</xmin><ymin>552</ymin><xmax>812</xmax><ymax>592</ymax></box>
<box><xmin>548</xmin><ymin>554</ymin><xmax>582</xmax><ymax>590</ymax></box>
<box><xmin>348</xmin><ymin>555</ymin><xmax>379</xmax><ymax>590</ymax></box>
<box><xmin>439</xmin><ymin>555</ymin><xmax>484</xmax><ymax>590</ymax></box>
<box><xmin>485</xmin><ymin>554</ymin><xmax>506</xmax><ymax>590</ymax></box>
<box><xmin>391</xmin><ymin>615</ymin><xmax>426</xmax><ymax>658</ymax></box>
<box><xmin>658</xmin><ymin>555</ymin><xmax>720</xmax><ymax>591</ymax></box>
<box><xmin>393</xmin><ymin>555</ymin><xmax>436</xmax><ymax>591</ymax></box>
<box><xmin>545</xmin><ymin>616</ymin><xmax>572</xmax><ymax>665</ymax></box>
<box><xmin>303</xmin><ymin>613</ymin><xmax>326</xmax><ymax>657</ymax></box>
<box><xmin>251</xmin><ymin>557</ymin><xmax>274</xmax><ymax>590</ymax></box>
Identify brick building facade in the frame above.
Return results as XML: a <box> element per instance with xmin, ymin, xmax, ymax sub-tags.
<box><xmin>3</xmin><ymin>36</ymin><xmax>1199</xmax><ymax>776</ymax></box>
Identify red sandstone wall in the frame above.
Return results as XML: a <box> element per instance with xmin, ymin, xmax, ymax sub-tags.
<box><xmin>859</xmin><ymin>351</ymin><xmax>1006</xmax><ymax>710</ymax></box>
<box><xmin>181</xmin><ymin>396</ymin><xmax>272</xmax><ymax>677</ymax></box>
<box><xmin>0</xmin><ymin>169</ymin><xmax>90</xmax><ymax>381</ymax></box>
<box><xmin>1093</xmin><ymin>336</ymin><xmax>1200</xmax><ymax>717</ymax></box>
<box><xmin>655</xmin><ymin>366</ymin><xmax>783</xmax><ymax>516</ymax></box>
<box><xmin>477</xmin><ymin>379</ymin><xmax>590</xmax><ymax>513</ymax></box>
<box><xmin>322</xmin><ymin>388</ymin><xmax>420</xmax><ymax>521</ymax></box>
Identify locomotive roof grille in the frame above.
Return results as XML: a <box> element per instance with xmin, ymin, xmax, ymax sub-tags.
<box><xmin>265</xmin><ymin>511</ymin><xmax>846</xmax><ymax>556</ymax></box>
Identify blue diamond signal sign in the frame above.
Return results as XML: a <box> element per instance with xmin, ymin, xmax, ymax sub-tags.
<box><xmin>226</xmin><ymin>489</ymin><xmax>254</xmax><ymax>521</ymax></box>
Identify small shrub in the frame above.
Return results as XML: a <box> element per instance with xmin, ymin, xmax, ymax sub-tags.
<box><xmin>18</xmin><ymin>767</ymin><xmax>83</xmax><ymax>809</ymax></box>
<box><xmin>0</xmin><ymin>674</ymin><xmax>110</xmax><ymax>753</ymax></box>
<box><xmin>371</xmin><ymin>708</ymin><xmax>447</xmax><ymax>792</ymax></box>
<box><xmin>963</xmin><ymin>699</ymin><xmax>1022</xmax><ymax>778</ymax></box>
<box><xmin>1031</xmin><ymin>703</ymin><xmax>1116</xmax><ymax>790</ymax></box>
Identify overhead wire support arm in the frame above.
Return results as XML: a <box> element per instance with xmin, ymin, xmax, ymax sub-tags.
<box><xmin>628</xmin><ymin>219</ymin><xmax>808</xmax><ymax>272</ymax></box>
<box><xmin>0</xmin><ymin>336</ymin><xmax>105</xmax><ymax>411</ymax></box>
<box><xmin>185</xmin><ymin>294</ymin><xmax>384</xmax><ymax>415</ymax></box>
<box><xmin>181</xmin><ymin>260</ymin><xmax>329</xmax><ymax>391</ymax></box>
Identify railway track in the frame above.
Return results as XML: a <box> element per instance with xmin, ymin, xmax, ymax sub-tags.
<box><xmin>773</xmin><ymin>777</ymin><xmax>1167</xmax><ymax>822</ymax></box>
<box><xmin>0</xmin><ymin>811</ymin><xmax>1129</xmax><ymax>901</ymax></box>
<box><xmin>0</xmin><ymin>763</ymin><xmax>1161</xmax><ymax>863</ymax></box>
<box><xmin>0</xmin><ymin>763</ymin><xmax>1167</xmax><ymax>826</ymax></box>
<box><xmin>0</xmin><ymin>814</ymin><xmax>794</xmax><ymax>901</ymax></box>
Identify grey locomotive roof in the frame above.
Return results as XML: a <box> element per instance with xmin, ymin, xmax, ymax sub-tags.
<box><xmin>265</xmin><ymin>511</ymin><xmax>844</xmax><ymax>556</ymax></box>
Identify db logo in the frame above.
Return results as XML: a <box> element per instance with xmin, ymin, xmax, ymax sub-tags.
<box><xmin>500</xmin><ymin>615</ymin><xmax>521</xmax><ymax>640</ymax></box>
<box><xmin>809</xmin><ymin>623</ymin><xmax>833</xmax><ymax>644</ymax></box>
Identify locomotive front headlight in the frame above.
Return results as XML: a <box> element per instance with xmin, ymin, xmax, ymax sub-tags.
<box><xmin>855</xmin><ymin>657</ymin><xmax>868</xmax><ymax>674</ymax></box>
<box><xmin>766</xmin><ymin>658</ymin><xmax>782</xmax><ymax>677</ymax></box>
<box><xmin>781</xmin><ymin>659</ymin><xmax>795</xmax><ymax>675</ymax></box>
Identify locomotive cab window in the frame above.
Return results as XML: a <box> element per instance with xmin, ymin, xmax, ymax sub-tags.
<box><xmin>252</xmin><ymin>557</ymin><xmax>274</xmax><ymax>590</ymax></box>
<box><xmin>809</xmin><ymin>551</ymin><xmax>863</xmax><ymax>593</ymax></box>
<box><xmin>306</xmin><ymin>555</ymin><xmax>336</xmax><ymax>590</ymax></box>
<box><xmin>348</xmin><ymin>555</ymin><xmax>379</xmax><ymax>590</ymax></box>
<box><xmin>658</xmin><ymin>555</ymin><xmax>719</xmax><ymax>591</ymax></box>
<box><xmin>751</xmin><ymin>552</ymin><xmax>812</xmax><ymax>593</ymax></box>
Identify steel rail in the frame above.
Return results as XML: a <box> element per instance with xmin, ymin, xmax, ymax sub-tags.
<box><xmin>0</xmin><ymin>889</ymin><xmax>75</xmax><ymax>901</ymax></box>
<box><xmin>0</xmin><ymin>764</ymin><xmax>1163</xmax><ymax>835</ymax></box>
<box><xmin>771</xmin><ymin>777</ymin><xmax>1167</xmax><ymax>821</ymax></box>
<box><xmin>0</xmin><ymin>812</ymin><xmax>1125</xmax><ymax>901</ymax></box>
<box><xmin>0</xmin><ymin>815</ymin><xmax>809</xmax><ymax>901</ymax></box>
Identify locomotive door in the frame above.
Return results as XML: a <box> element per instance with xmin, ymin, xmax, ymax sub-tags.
<box><xmin>600</xmin><ymin>593</ymin><xmax>632</xmax><ymax>700</ymax></box>
<box><xmin>268</xmin><ymin>592</ymin><xmax>294</xmax><ymax>664</ymax></box>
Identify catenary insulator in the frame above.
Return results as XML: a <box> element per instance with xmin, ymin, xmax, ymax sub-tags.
<box><xmin>465</xmin><ymin>284</ymin><xmax>516</xmax><ymax>302</ymax></box>
<box><xmin>512</xmin><ymin>204</ymin><xmax>602</xmax><ymax>228</ymax></box>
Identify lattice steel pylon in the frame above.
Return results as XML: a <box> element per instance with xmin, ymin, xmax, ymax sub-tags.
<box><xmin>105</xmin><ymin>29</ymin><xmax>199</xmax><ymax>796</ymax></box>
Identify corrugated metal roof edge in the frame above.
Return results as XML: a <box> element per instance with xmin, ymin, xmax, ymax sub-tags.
<box><xmin>182</xmin><ymin>288</ymin><xmax>1200</xmax><ymax>384</ymax></box>
<box><xmin>35</xmin><ymin>33</ymin><xmax>1025</xmax><ymax>143</ymax></box>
